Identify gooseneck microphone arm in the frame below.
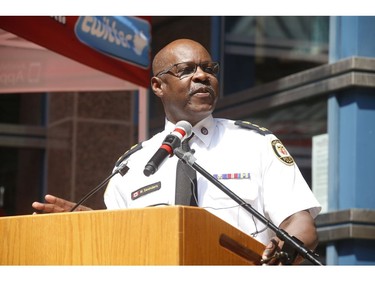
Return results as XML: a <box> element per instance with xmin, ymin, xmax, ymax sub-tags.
<box><xmin>173</xmin><ymin>147</ymin><xmax>323</xmax><ymax>266</ymax></box>
<box><xmin>70</xmin><ymin>161</ymin><xmax>130</xmax><ymax>212</ymax></box>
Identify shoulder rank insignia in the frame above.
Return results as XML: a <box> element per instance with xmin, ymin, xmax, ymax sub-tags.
<box><xmin>235</xmin><ymin>120</ymin><xmax>272</xmax><ymax>136</ymax></box>
<box><xmin>271</xmin><ymin>139</ymin><xmax>294</xmax><ymax>166</ymax></box>
<box><xmin>115</xmin><ymin>142</ymin><xmax>143</xmax><ymax>167</ymax></box>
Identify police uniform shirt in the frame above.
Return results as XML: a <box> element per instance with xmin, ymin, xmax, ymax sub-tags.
<box><xmin>104</xmin><ymin>115</ymin><xmax>321</xmax><ymax>245</ymax></box>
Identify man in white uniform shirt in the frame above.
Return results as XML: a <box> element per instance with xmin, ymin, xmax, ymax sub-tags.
<box><xmin>32</xmin><ymin>38</ymin><xmax>321</xmax><ymax>265</ymax></box>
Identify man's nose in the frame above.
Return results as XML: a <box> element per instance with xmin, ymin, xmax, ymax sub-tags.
<box><xmin>192</xmin><ymin>66</ymin><xmax>209</xmax><ymax>80</ymax></box>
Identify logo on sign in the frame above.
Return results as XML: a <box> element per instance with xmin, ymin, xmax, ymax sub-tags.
<box><xmin>74</xmin><ymin>16</ymin><xmax>150</xmax><ymax>68</ymax></box>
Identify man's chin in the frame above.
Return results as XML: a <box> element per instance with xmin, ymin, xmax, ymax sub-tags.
<box><xmin>190</xmin><ymin>104</ymin><xmax>214</xmax><ymax>114</ymax></box>
<box><xmin>189</xmin><ymin>98</ymin><xmax>216</xmax><ymax>110</ymax></box>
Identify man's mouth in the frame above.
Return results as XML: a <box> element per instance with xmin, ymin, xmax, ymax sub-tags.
<box><xmin>189</xmin><ymin>87</ymin><xmax>214</xmax><ymax>98</ymax></box>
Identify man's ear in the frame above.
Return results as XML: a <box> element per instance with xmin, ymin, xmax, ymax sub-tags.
<box><xmin>151</xmin><ymin>76</ymin><xmax>163</xmax><ymax>98</ymax></box>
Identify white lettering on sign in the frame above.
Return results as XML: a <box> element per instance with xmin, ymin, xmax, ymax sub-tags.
<box><xmin>0</xmin><ymin>62</ymin><xmax>41</xmax><ymax>87</ymax></box>
<box><xmin>80</xmin><ymin>16</ymin><xmax>134</xmax><ymax>50</ymax></box>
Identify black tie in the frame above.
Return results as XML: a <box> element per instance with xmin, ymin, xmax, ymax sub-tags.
<box><xmin>175</xmin><ymin>134</ymin><xmax>197</xmax><ymax>206</ymax></box>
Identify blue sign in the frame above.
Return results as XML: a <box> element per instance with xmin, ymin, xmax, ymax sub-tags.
<box><xmin>74</xmin><ymin>16</ymin><xmax>151</xmax><ymax>68</ymax></box>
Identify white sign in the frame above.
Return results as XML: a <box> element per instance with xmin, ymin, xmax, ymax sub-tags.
<box><xmin>312</xmin><ymin>133</ymin><xmax>328</xmax><ymax>213</ymax></box>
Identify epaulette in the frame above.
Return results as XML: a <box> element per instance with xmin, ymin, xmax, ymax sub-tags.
<box><xmin>235</xmin><ymin>120</ymin><xmax>272</xmax><ymax>136</ymax></box>
<box><xmin>115</xmin><ymin>142</ymin><xmax>143</xmax><ymax>166</ymax></box>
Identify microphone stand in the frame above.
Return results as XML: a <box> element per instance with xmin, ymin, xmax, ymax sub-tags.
<box><xmin>70</xmin><ymin>161</ymin><xmax>130</xmax><ymax>212</ymax></box>
<box><xmin>174</xmin><ymin>147</ymin><xmax>323</xmax><ymax>266</ymax></box>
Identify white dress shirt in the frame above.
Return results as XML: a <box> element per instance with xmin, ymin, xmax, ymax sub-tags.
<box><xmin>104</xmin><ymin>115</ymin><xmax>321</xmax><ymax>245</ymax></box>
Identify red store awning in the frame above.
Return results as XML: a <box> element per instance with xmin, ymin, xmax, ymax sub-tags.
<box><xmin>0</xmin><ymin>16</ymin><xmax>152</xmax><ymax>88</ymax></box>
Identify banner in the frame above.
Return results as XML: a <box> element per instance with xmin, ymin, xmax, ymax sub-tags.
<box><xmin>0</xmin><ymin>16</ymin><xmax>151</xmax><ymax>88</ymax></box>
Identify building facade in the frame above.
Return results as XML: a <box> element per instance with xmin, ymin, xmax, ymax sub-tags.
<box><xmin>0</xmin><ymin>16</ymin><xmax>374</xmax><ymax>265</ymax></box>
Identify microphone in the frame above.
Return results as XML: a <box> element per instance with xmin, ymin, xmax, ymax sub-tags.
<box><xmin>143</xmin><ymin>120</ymin><xmax>192</xmax><ymax>177</ymax></box>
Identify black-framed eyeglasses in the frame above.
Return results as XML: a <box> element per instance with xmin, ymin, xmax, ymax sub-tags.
<box><xmin>155</xmin><ymin>61</ymin><xmax>220</xmax><ymax>80</ymax></box>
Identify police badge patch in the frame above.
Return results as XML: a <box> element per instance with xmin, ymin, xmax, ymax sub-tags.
<box><xmin>271</xmin><ymin>139</ymin><xmax>294</xmax><ymax>165</ymax></box>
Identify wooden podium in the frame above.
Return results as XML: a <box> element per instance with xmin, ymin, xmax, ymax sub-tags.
<box><xmin>0</xmin><ymin>206</ymin><xmax>265</xmax><ymax>265</ymax></box>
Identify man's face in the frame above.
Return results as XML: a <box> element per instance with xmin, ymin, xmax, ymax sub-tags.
<box><xmin>152</xmin><ymin>42</ymin><xmax>220</xmax><ymax>126</ymax></box>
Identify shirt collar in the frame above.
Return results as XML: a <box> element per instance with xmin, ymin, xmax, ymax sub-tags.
<box><xmin>164</xmin><ymin>115</ymin><xmax>216</xmax><ymax>148</ymax></box>
<box><xmin>192</xmin><ymin>115</ymin><xmax>215</xmax><ymax>148</ymax></box>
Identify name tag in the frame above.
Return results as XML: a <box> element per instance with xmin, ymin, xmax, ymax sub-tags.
<box><xmin>131</xmin><ymin>181</ymin><xmax>161</xmax><ymax>200</ymax></box>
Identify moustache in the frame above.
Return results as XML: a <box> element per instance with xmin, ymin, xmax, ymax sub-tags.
<box><xmin>189</xmin><ymin>85</ymin><xmax>215</xmax><ymax>96</ymax></box>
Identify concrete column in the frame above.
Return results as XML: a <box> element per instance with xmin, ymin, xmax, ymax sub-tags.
<box><xmin>327</xmin><ymin>16</ymin><xmax>375</xmax><ymax>265</ymax></box>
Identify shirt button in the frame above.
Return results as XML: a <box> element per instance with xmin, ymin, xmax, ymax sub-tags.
<box><xmin>201</xmin><ymin>127</ymin><xmax>208</xmax><ymax>135</ymax></box>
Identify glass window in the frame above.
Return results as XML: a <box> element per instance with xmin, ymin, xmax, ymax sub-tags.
<box><xmin>222</xmin><ymin>16</ymin><xmax>329</xmax><ymax>96</ymax></box>
<box><xmin>0</xmin><ymin>93</ymin><xmax>46</xmax><ymax>216</ymax></box>
<box><xmin>245</xmin><ymin>96</ymin><xmax>327</xmax><ymax>187</ymax></box>
<box><xmin>0</xmin><ymin>147</ymin><xmax>44</xmax><ymax>216</ymax></box>
<box><xmin>0</xmin><ymin>93</ymin><xmax>45</xmax><ymax>125</ymax></box>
